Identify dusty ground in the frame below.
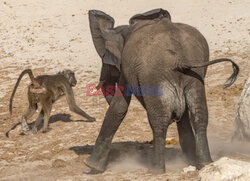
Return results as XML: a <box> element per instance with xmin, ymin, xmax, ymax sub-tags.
<box><xmin>0</xmin><ymin>0</ymin><xmax>249</xmax><ymax>180</ymax></box>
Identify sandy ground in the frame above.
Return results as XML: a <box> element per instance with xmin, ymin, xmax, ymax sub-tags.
<box><xmin>0</xmin><ymin>0</ymin><xmax>249</xmax><ymax>180</ymax></box>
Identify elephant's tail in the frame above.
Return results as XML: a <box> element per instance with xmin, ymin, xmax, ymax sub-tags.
<box><xmin>183</xmin><ymin>58</ymin><xmax>239</xmax><ymax>89</ymax></box>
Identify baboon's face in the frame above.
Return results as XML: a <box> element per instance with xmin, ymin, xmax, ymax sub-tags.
<box><xmin>63</xmin><ymin>70</ymin><xmax>77</xmax><ymax>87</ymax></box>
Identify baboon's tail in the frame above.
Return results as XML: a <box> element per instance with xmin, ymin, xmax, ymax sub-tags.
<box><xmin>182</xmin><ymin>58</ymin><xmax>239</xmax><ymax>88</ymax></box>
<box><xmin>9</xmin><ymin>69</ymin><xmax>38</xmax><ymax>115</ymax></box>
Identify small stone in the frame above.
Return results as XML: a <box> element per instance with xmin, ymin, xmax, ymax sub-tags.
<box><xmin>166</xmin><ymin>138</ymin><xmax>178</xmax><ymax>145</ymax></box>
<box><xmin>52</xmin><ymin>159</ymin><xmax>66</xmax><ymax>168</ymax></box>
<box><xmin>183</xmin><ymin>165</ymin><xmax>197</xmax><ymax>173</ymax></box>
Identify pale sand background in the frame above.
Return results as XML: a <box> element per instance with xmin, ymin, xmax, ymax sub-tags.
<box><xmin>0</xmin><ymin>0</ymin><xmax>249</xmax><ymax>180</ymax></box>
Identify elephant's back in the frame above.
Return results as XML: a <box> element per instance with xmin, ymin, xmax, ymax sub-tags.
<box><xmin>122</xmin><ymin>19</ymin><xmax>178</xmax><ymax>69</ymax></box>
<box><xmin>173</xmin><ymin>22</ymin><xmax>209</xmax><ymax>63</ymax></box>
<box><xmin>122</xmin><ymin>19</ymin><xmax>209</xmax><ymax>78</ymax></box>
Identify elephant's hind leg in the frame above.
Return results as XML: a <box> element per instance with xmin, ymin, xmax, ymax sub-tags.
<box><xmin>147</xmin><ymin>114</ymin><xmax>169</xmax><ymax>173</ymax></box>
<box><xmin>177</xmin><ymin>105</ymin><xmax>197</xmax><ymax>166</ymax></box>
<box><xmin>185</xmin><ymin>82</ymin><xmax>212</xmax><ymax>168</ymax></box>
<box><xmin>143</xmin><ymin>81</ymin><xmax>185</xmax><ymax>173</ymax></box>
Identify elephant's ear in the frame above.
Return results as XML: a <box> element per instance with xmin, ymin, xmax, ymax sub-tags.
<box><xmin>129</xmin><ymin>8</ymin><xmax>171</xmax><ymax>25</ymax></box>
<box><xmin>89</xmin><ymin>10</ymin><xmax>123</xmax><ymax>71</ymax></box>
<box><xmin>101</xmin><ymin>29</ymin><xmax>124</xmax><ymax>70</ymax></box>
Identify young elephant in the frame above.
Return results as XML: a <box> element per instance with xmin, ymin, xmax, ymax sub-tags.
<box><xmin>85</xmin><ymin>9</ymin><xmax>239</xmax><ymax>173</ymax></box>
<box><xmin>9</xmin><ymin>69</ymin><xmax>96</xmax><ymax>134</ymax></box>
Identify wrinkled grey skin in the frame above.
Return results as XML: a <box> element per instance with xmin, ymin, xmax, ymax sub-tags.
<box><xmin>85</xmin><ymin>9</ymin><xmax>239</xmax><ymax>173</ymax></box>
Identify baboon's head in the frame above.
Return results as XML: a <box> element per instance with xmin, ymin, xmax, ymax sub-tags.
<box><xmin>61</xmin><ymin>69</ymin><xmax>77</xmax><ymax>87</ymax></box>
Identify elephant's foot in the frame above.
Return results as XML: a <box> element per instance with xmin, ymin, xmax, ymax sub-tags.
<box><xmin>86</xmin><ymin>168</ymin><xmax>103</xmax><ymax>175</ymax></box>
<box><xmin>187</xmin><ymin>159</ymin><xmax>198</xmax><ymax>168</ymax></box>
<box><xmin>149</xmin><ymin>167</ymin><xmax>165</xmax><ymax>174</ymax></box>
<box><xmin>196</xmin><ymin>161</ymin><xmax>212</xmax><ymax>170</ymax></box>
<box><xmin>84</xmin><ymin>156</ymin><xmax>106</xmax><ymax>173</ymax></box>
<box><xmin>150</xmin><ymin>161</ymin><xmax>166</xmax><ymax>174</ymax></box>
<box><xmin>183</xmin><ymin>153</ymin><xmax>198</xmax><ymax>167</ymax></box>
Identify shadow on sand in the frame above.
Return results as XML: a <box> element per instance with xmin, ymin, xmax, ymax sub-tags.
<box><xmin>6</xmin><ymin>113</ymin><xmax>92</xmax><ymax>137</ymax></box>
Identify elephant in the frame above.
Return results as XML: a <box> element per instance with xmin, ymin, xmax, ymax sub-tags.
<box><xmin>85</xmin><ymin>8</ymin><xmax>239</xmax><ymax>173</ymax></box>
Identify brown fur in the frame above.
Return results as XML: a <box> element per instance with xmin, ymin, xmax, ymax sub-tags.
<box><xmin>9</xmin><ymin>69</ymin><xmax>95</xmax><ymax>134</ymax></box>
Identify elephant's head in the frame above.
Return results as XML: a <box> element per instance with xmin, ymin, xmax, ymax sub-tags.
<box><xmin>88</xmin><ymin>9</ymin><xmax>171</xmax><ymax>104</ymax></box>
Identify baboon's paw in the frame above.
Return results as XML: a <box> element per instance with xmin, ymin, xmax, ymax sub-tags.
<box><xmin>31</xmin><ymin>127</ymin><xmax>38</xmax><ymax>134</ymax></box>
<box><xmin>42</xmin><ymin>127</ymin><xmax>52</xmax><ymax>133</ymax></box>
<box><xmin>20</xmin><ymin>130</ymin><xmax>30</xmax><ymax>136</ymax></box>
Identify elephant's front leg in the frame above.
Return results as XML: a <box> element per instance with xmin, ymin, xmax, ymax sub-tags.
<box><xmin>84</xmin><ymin>86</ymin><xmax>131</xmax><ymax>172</ymax></box>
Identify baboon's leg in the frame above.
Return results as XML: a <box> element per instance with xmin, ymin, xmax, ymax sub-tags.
<box><xmin>70</xmin><ymin>103</ymin><xmax>95</xmax><ymax>121</ymax></box>
<box><xmin>65</xmin><ymin>86</ymin><xmax>95</xmax><ymax>121</ymax></box>
<box><xmin>21</xmin><ymin>102</ymin><xmax>37</xmax><ymax>134</ymax></box>
<box><xmin>32</xmin><ymin>110</ymin><xmax>44</xmax><ymax>134</ymax></box>
<box><xmin>42</xmin><ymin>101</ymin><xmax>52</xmax><ymax>133</ymax></box>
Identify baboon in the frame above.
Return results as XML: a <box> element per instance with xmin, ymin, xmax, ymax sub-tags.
<box><xmin>9</xmin><ymin>69</ymin><xmax>96</xmax><ymax>134</ymax></box>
